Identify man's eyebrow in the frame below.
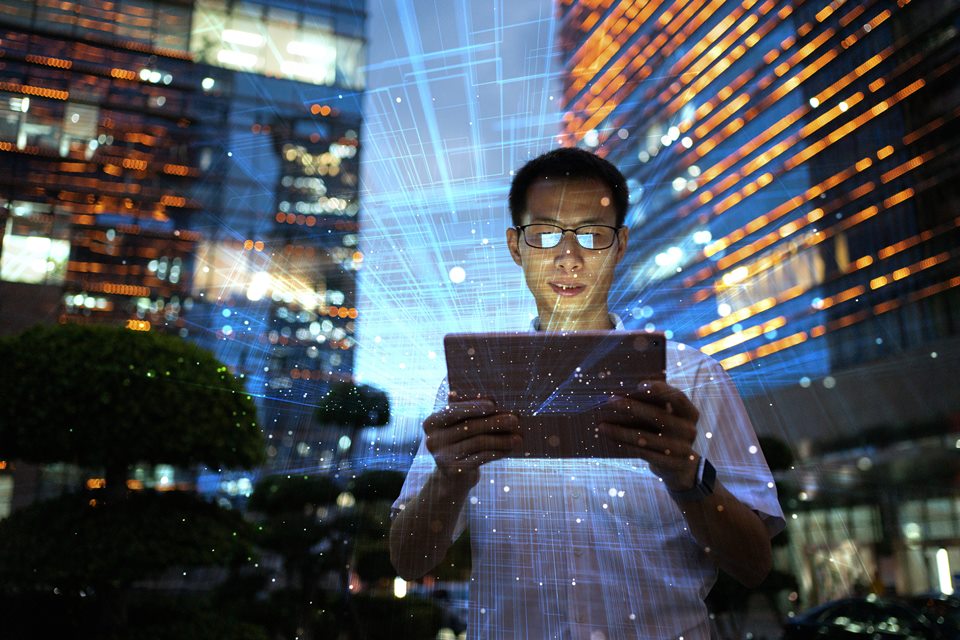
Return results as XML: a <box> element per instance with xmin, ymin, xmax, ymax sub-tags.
<box><xmin>528</xmin><ymin>216</ymin><xmax>608</xmax><ymax>225</ymax></box>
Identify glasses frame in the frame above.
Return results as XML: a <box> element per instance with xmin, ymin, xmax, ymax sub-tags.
<box><xmin>515</xmin><ymin>223</ymin><xmax>622</xmax><ymax>250</ymax></box>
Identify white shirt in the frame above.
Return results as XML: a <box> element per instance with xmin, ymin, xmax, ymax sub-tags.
<box><xmin>393</xmin><ymin>316</ymin><xmax>785</xmax><ymax>640</ymax></box>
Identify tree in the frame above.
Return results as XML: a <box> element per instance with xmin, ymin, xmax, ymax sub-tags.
<box><xmin>0</xmin><ymin>323</ymin><xmax>266</xmax><ymax>637</ymax></box>
<box><xmin>247</xmin><ymin>474</ymin><xmax>341</xmax><ymax>640</ymax></box>
<box><xmin>313</xmin><ymin>381</ymin><xmax>392</xmax><ymax>638</ymax></box>
<box><xmin>314</xmin><ymin>381</ymin><xmax>391</xmax><ymax>462</ymax></box>
<box><xmin>314</xmin><ymin>381</ymin><xmax>391</xmax><ymax>431</ymax></box>
<box><xmin>0</xmin><ymin>323</ymin><xmax>264</xmax><ymax>496</ymax></box>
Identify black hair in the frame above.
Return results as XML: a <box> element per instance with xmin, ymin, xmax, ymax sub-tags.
<box><xmin>508</xmin><ymin>147</ymin><xmax>629</xmax><ymax>227</ymax></box>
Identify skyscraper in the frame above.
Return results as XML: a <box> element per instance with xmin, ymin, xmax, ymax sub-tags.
<box><xmin>0</xmin><ymin>0</ymin><xmax>368</xmax><ymax>506</ymax></box>
<box><xmin>558</xmin><ymin>0</ymin><xmax>958</xmax><ymax>398</ymax></box>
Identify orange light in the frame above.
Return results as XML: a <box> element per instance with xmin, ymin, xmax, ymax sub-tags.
<box><xmin>160</xmin><ymin>195</ymin><xmax>186</xmax><ymax>207</ymax></box>
<box><xmin>125</xmin><ymin>319</ymin><xmax>151</xmax><ymax>331</ymax></box>
<box><xmin>110</xmin><ymin>68</ymin><xmax>137</xmax><ymax>80</ymax></box>
<box><xmin>122</xmin><ymin>158</ymin><xmax>148</xmax><ymax>171</ymax></box>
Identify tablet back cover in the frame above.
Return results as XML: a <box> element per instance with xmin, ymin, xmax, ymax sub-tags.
<box><xmin>444</xmin><ymin>331</ymin><xmax>666</xmax><ymax>458</ymax></box>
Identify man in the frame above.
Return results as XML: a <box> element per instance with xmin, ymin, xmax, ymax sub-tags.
<box><xmin>390</xmin><ymin>148</ymin><xmax>785</xmax><ymax>639</ymax></box>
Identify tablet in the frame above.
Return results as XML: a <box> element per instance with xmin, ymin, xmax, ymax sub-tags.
<box><xmin>444</xmin><ymin>331</ymin><xmax>666</xmax><ymax>458</ymax></box>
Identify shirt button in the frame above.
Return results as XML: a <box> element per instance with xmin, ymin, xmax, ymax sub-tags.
<box><xmin>571</xmin><ymin>492</ymin><xmax>581</xmax><ymax>499</ymax></box>
<box><xmin>574</xmin><ymin>548</ymin><xmax>584</xmax><ymax>557</ymax></box>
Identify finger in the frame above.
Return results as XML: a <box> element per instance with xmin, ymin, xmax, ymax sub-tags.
<box><xmin>598</xmin><ymin>397</ymin><xmax>695</xmax><ymax>441</ymax></box>
<box><xmin>626</xmin><ymin>381</ymin><xmax>700</xmax><ymax>421</ymax></box>
<box><xmin>441</xmin><ymin>433</ymin><xmax>520</xmax><ymax>463</ymax></box>
<box><xmin>447</xmin><ymin>413</ymin><xmax>520</xmax><ymax>441</ymax></box>
<box><xmin>598</xmin><ymin>422</ymin><xmax>695</xmax><ymax>459</ymax></box>
<box><xmin>426</xmin><ymin>414</ymin><xmax>519</xmax><ymax>455</ymax></box>
<box><xmin>451</xmin><ymin>448</ymin><xmax>514</xmax><ymax>470</ymax></box>
<box><xmin>424</xmin><ymin>400</ymin><xmax>499</xmax><ymax>432</ymax></box>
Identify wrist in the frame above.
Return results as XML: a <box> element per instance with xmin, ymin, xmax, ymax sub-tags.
<box><xmin>435</xmin><ymin>465</ymin><xmax>478</xmax><ymax>493</ymax></box>
<box><xmin>668</xmin><ymin>456</ymin><xmax>716</xmax><ymax>502</ymax></box>
<box><xmin>664</xmin><ymin>453</ymin><xmax>700</xmax><ymax>492</ymax></box>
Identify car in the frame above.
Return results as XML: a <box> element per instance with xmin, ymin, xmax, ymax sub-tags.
<box><xmin>783</xmin><ymin>595</ymin><xmax>943</xmax><ymax>640</ymax></box>
<box><xmin>906</xmin><ymin>593</ymin><xmax>960</xmax><ymax>640</ymax></box>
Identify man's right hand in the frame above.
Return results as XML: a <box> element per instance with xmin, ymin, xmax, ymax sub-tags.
<box><xmin>423</xmin><ymin>398</ymin><xmax>521</xmax><ymax>487</ymax></box>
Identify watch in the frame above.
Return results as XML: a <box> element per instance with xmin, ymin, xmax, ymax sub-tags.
<box><xmin>668</xmin><ymin>456</ymin><xmax>716</xmax><ymax>502</ymax></box>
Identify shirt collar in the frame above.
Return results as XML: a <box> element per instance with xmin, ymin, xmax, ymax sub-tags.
<box><xmin>530</xmin><ymin>313</ymin><xmax>624</xmax><ymax>332</ymax></box>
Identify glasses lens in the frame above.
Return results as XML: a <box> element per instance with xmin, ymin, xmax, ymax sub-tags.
<box><xmin>522</xmin><ymin>224</ymin><xmax>617</xmax><ymax>249</ymax></box>
<box><xmin>524</xmin><ymin>225</ymin><xmax>563</xmax><ymax>248</ymax></box>
<box><xmin>576</xmin><ymin>226</ymin><xmax>616</xmax><ymax>249</ymax></box>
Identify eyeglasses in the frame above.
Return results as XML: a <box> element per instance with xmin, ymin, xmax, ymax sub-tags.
<box><xmin>516</xmin><ymin>224</ymin><xmax>620</xmax><ymax>250</ymax></box>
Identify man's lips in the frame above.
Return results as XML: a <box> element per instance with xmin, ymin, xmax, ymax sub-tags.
<box><xmin>549</xmin><ymin>282</ymin><xmax>586</xmax><ymax>297</ymax></box>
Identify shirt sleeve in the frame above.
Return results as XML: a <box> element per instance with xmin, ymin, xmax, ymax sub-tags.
<box><xmin>390</xmin><ymin>377</ymin><xmax>469</xmax><ymax>542</ymax></box>
<box><xmin>688</xmin><ymin>356</ymin><xmax>786</xmax><ymax>538</ymax></box>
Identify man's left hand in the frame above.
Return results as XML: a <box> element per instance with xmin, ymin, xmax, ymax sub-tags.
<box><xmin>597</xmin><ymin>381</ymin><xmax>700</xmax><ymax>492</ymax></box>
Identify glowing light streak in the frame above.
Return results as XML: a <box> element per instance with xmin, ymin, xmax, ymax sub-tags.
<box><xmin>696</xmin><ymin>210</ymin><xmax>959</xmax><ymax>340</ymax></box>
<box><xmin>700</xmin><ymin>316</ymin><xmax>787</xmax><ymax>355</ymax></box>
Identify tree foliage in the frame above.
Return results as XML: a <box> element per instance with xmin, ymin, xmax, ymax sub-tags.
<box><xmin>0</xmin><ymin>490</ymin><xmax>255</xmax><ymax>591</ymax></box>
<box><xmin>0</xmin><ymin>323</ymin><xmax>264</xmax><ymax>471</ymax></box>
<box><xmin>314</xmin><ymin>381</ymin><xmax>390</xmax><ymax>430</ymax></box>
<box><xmin>247</xmin><ymin>474</ymin><xmax>341</xmax><ymax>515</ymax></box>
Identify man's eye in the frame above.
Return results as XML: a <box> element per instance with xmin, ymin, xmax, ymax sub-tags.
<box><xmin>539</xmin><ymin>232</ymin><xmax>562</xmax><ymax>246</ymax></box>
<box><xmin>576</xmin><ymin>234</ymin><xmax>596</xmax><ymax>249</ymax></box>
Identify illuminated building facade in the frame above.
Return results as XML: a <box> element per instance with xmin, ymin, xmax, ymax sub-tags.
<box><xmin>0</xmin><ymin>0</ymin><xmax>367</xmax><ymax>505</ymax></box>
<box><xmin>559</xmin><ymin>0</ymin><xmax>959</xmax><ymax>388</ymax></box>
<box><xmin>558</xmin><ymin>0</ymin><xmax>959</xmax><ymax>601</ymax></box>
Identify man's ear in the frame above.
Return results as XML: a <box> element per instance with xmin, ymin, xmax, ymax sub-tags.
<box><xmin>614</xmin><ymin>225</ymin><xmax>629</xmax><ymax>265</ymax></box>
<box><xmin>506</xmin><ymin>227</ymin><xmax>523</xmax><ymax>266</ymax></box>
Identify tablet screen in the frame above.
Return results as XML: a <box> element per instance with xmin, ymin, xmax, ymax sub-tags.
<box><xmin>444</xmin><ymin>331</ymin><xmax>666</xmax><ymax>458</ymax></box>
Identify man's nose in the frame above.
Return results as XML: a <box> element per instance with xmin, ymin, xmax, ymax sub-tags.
<box><xmin>554</xmin><ymin>231</ymin><xmax>584</xmax><ymax>271</ymax></box>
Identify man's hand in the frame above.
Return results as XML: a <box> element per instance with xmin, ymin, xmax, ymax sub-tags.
<box><xmin>423</xmin><ymin>398</ymin><xmax>522</xmax><ymax>488</ymax></box>
<box><xmin>597</xmin><ymin>381</ymin><xmax>700</xmax><ymax>491</ymax></box>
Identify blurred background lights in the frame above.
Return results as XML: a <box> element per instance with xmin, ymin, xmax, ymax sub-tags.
<box><xmin>937</xmin><ymin>549</ymin><xmax>954</xmax><ymax>595</ymax></box>
<box><xmin>245</xmin><ymin>272</ymin><xmax>271</xmax><ymax>302</ymax></box>
<box><xmin>448</xmin><ymin>266</ymin><xmax>466</xmax><ymax>284</ymax></box>
<box><xmin>393</xmin><ymin>577</ymin><xmax>407</xmax><ymax>599</ymax></box>
<box><xmin>654</xmin><ymin>246</ymin><xmax>683</xmax><ymax>268</ymax></box>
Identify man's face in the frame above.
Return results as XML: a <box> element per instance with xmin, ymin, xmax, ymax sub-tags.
<box><xmin>506</xmin><ymin>178</ymin><xmax>628</xmax><ymax>330</ymax></box>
